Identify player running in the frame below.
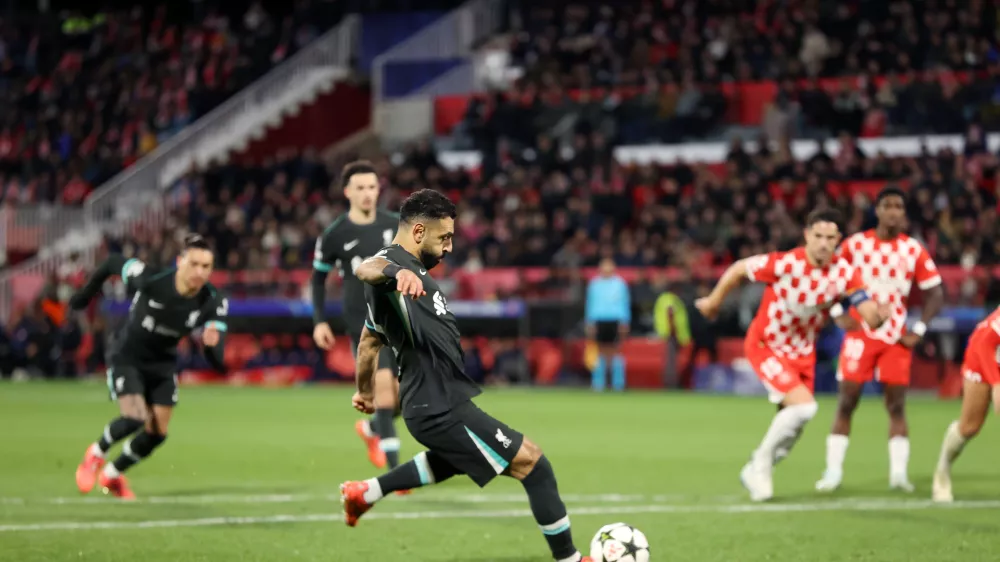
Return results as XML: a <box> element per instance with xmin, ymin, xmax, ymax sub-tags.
<box><xmin>816</xmin><ymin>186</ymin><xmax>943</xmax><ymax>493</ymax></box>
<box><xmin>312</xmin><ymin>160</ymin><xmax>403</xmax><ymax>472</ymax></box>
<box><xmin>931</xmin><ymin>306</ymin><xmax>1000</xmax><ymax>502</ymax></box>
<box><xmin>339</xmin><ymin>189</ymin><xmax>595</xmax><ymax>562</ymax></box>
<box><xmin>696</xmin><ymin>209</ymin><xmax>888</xmax><ymax>502</ymax></box>
<box><xmin>72</xmin><ymin>234</ymin><xmax>228</xmax><ymax>500</ymax></box>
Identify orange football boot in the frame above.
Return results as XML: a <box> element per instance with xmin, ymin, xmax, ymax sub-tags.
<box><xmin>340</xmin><ymin>481</ymin><xmax>374</xmax><ymax>527</ymax></box>
<box><xmin>75</xmin><ymin>445</ymin><xmax>106</xmax><ymax>494</ymax></box>
<box><xmin>355</xmin><ymin>420</ymin><xmax>386</xmax><ymax>469</ymax></box>
<box><xmin>98</xmin><ymin>472</ymin><xmax>136</xmax><ymax>501</ymax></box>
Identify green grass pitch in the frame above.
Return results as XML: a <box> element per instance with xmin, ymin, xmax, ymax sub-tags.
<box><xmin>1</xmin><ymin>381</ymin><xmax>999</xmax><ymax>561</ymax></box>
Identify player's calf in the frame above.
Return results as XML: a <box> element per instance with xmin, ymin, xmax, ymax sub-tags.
<box><xmin>506</xmin><ymin>440</ymin><xmax>586</xmax><ymax>562</ymax></box>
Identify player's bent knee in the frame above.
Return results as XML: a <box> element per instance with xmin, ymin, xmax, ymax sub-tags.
<box><xmin>509</xmin><ymin>438</ymin><xmax>542</xmax><ymax>477</ymax></box>
<box><xmin>958</xmin><ymin>418</ymin><xmax>983</xmax><ymax>439</ymax></box>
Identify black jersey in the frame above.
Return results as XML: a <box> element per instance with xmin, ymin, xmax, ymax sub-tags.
<box><xmin>113</xmin><ymin>258</ymin><xmax>228</xmax><ymax>365</ymax></box>
<box><xmin>313</xmin><ymin>210</ymin><xmax>398</xmax><ymax>330</ymax></box>
<box><xmin>363</xmin><ymin>245</ymin><xmax>481</xmax><ymax>418</ymax></box>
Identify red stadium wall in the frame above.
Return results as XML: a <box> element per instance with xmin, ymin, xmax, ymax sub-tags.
<box><xmin>233</xmin><ymin>82</ymin><xmax>371</xmax><ymax>164</ymax></box>
<box><xmin>177</xmin><ymin>335</ymin><xmax>960</xmax><ymax>395</ymax></box>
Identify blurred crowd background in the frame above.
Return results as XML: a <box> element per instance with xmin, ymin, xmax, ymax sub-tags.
<box><xmin>2</xmin><ymin>0</ymin><xmax>997</xmax><ymax>393</ymax></box>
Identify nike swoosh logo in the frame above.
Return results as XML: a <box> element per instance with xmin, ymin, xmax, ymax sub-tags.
<box><xmin>148</xmin><ymin>300</ymin><xmax>164</xmax><ymax>309</ymax></box>
<box><xmin>419</xmin><ymin>269</ymin><xmax>427</xmax><ymax>275</ymax></box>
<box><xmin>344</xmin><ymin>240</ymin><xmax>360</xmax><ymax>251</ymax></box>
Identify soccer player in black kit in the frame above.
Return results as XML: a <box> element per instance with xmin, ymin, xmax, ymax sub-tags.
<box><xmin>311</xmin><ymin>160</ymin><xmax>405</xmax><ymax>473</ymax></box>
<box><xmin>340</xmin><ymin>190</ymin><xmax>593</xmax><ymax>562</ymax></box>
<box><xmin>72</xmin><ymin>234</ymin><xmax>228</xmax><ymax>500</ymax></box>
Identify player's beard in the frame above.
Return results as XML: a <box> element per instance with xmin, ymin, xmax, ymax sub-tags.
<box><xmin>418</xmin><ymin>249</ymin><xmax>444</xmax><ymax>269</ymax></box>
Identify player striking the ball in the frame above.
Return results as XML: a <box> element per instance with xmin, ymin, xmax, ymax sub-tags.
<box><xmin>696</xmin><ymin>209</ymin><xmax>888</xmax><ymax>502</ymax></box>
<box><xmin>931</xmin><ymin>305</ymin><xmax>1000</xmax><ymax>502</ymax></box>
<box><xmin>73</xmin><ymin>234</ymin><xmax>228</xmax><ymax>499</ymax></box>
<box><xmin>312</xmin><ymin>160</ymin><xmax>403</xmax><ymax>472</ymax></box>
<box><xmin>340</xmin><ymin>189</ymin><xmax>594</xmax><ymax>562</ymax></box>
<box><xmin>816</xmin><ymin>186</ymin><xmax>943</xmax><ymax>493</ymax></box>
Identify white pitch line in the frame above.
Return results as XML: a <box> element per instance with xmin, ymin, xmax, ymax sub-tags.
<box><xmin>0</xmin><ymin>493</ymin><xmax>736</xmax><ymax>506</ymax></box>
<box><xmin>2</xmin><ymin>499</ymin><xmax>1000</xmax><ymax>533</ymax></box>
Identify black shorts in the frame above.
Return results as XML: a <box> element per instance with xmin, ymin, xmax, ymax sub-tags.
<box><xmin>349</xmin><ymin>332</ymin><xmax>398</xmax><ymax>372</ymax></box>
<box><xmin>107</xmin><ymin>361</ymin><xmax>178</xmax><ymax>406</ymax></box>
<box><xmin>405</xmin><ymin>400</ymin><xmax>524</xmax><ymax>488</ymax></box>
<box><xmin>594</xmin><ymin>321</ymin><xmax>621</xmax><ymax>344</ymax></box>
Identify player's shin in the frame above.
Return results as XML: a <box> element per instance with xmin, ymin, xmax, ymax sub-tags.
<box><xmin>105</xmin><ymin>431</ymin><xmax>167</xmax><ymax>476</ymax></box>
<box><xmin>522</xmin><ymin>456</ymin><xmax>582</xmax><ymax>561</ymax></box>
<box><xmin>372</xmin><ymin>409</ymin><xmax>400</xmax><ymax>468</ymax></box>
<box><xmin>936</xmin><ymin>421</ymin><xmax>968</xmax><ymax>473</ymax></box>
<box><xmin>366</xmin><ymin>451</ymin><xmax>457</xmax><ymax>503</ymax></box>
<box><xmin>95</xmin><ymin>417</ymin><xmax>144</xmax><ymax>455</ymax></box>
<box><xmin>753</xmin><ymin>401</ymin><xmax>818</xmax><ymax>466</ymax></box>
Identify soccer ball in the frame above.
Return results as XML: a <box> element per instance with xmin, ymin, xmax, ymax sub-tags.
<box><xmin>589</xmin><ymin>522</ymin><xmax>650</xmax><ymax>562</ymax></box>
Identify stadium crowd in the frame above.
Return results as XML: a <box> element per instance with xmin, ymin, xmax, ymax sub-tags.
<box><xmin>450</xmin><ymin>0</ymin><xmax>1000</xmax><ymax>146</ymax></box>
<box><xmin>0</xmin><ymin>2</ymin><xmax>349</xmax><ymax>205</ymax></box>
<box><xmin>7</xmin><ymin>0</ymin><xmax>1000</xmax><ymax>380</ymax></box>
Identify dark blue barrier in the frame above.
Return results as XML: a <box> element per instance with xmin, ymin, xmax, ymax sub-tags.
<box><xmin>381</xmin><ymin>58</ymin><xmax>466</xmax><ymax>97</ymax></box>
<box><xmin>359</xmin><ymin>11</ymin><xmax>444</xmax><ymax>72</ymax></box>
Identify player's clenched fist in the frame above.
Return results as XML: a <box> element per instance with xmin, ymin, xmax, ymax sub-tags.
<box><xmin>352</xmin><ymin>391</ymin><xmax>375</xmax><ymax>414</ymax></box>
<box><xmin>396</xmin><ymin>269</ymin><xmax>425</xmax><ymax>299</ymax></box>
<box><xmin>202</xmin><ymin>324</ymin><xmax>220</xmax><ymax>347</ymax></box>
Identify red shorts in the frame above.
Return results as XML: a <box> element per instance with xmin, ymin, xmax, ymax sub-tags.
<box><xmin>744</xmin><ymin>338</ymin><xmax>815</xmax><ymax>404</ymax></box>
<box><xmin>961</xmin><ymin>335</ymin><xmax>1000</xmax><ymax>386</ymax></box>
<box><xmin>837</xmin><ymin>332</ymin><xmax>912</xmax><ymax>386</ymax></box>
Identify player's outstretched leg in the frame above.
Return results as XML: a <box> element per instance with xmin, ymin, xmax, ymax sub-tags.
<box><xmin>772</xmin><ymin>405</ymin><xmax>803</xmax><ymax>466</ymax></box>
<box><xmin>100</xmin><ymin>429</ymin><xmax>167</xmax><ymax>500</ymax></box>
<box><xmin>508</xmin><ymin>439</ymin><xmax>588</xmax><ymax>562</ymax></box>
<box><xmin>100</xmin><ymin>404</ymin><xmax>172</xmax><ymax>500</ymax></box>
<box><xmin>816</xmin><ymin>380</ymin><xmax>862</xmax><ymax>492</ymax></box>
<box><xmin>76</xmin><ymin>416</ymin><xmax>144</xmax><ymax>493</ymax></box>
<box><xmin>743</xmin><ymin>385</ymin><xmax>817</xmax><ymax>502</ymax></box>
<box><xmin>340</xmin><ymin>450</ymin><xmax>460</xmax><ymax>526</ymax></box>
<box><xmin>884</xmin><ymin>384</ymin><xmax>913</xmax><ymax>492</ymax></box>
<box><xmin>933</xmin><ymin>380</ymin><xmax>991</xmax><ymax>502</ymax></box>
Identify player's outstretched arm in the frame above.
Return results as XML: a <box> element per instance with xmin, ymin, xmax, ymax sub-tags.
<box><xmin>69</xmin><ymin>254</ymin><xmax>133</xmax><ymax>309</ymax></box>
<box><xmin>356</xmin><ymin>256</ymin><xmax>424</xmax><ymax>298</ymax></box>
<box><xmin>355</xmin><ymin>256</ymin><xmax>396</xmax><ymax>285</ymax></box>
<box><xmin>695</xmin><ymin>258</ymin><xmax>750</xmax><ymax>320</ymax></box>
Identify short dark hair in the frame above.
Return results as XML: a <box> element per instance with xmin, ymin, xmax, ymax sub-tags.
<box><xmin>805</xmin><ymin>208</ymin><xmax>844</xmax><ymax>232</ymax></box>
<box><xmin>875</xmin><ymin>185</ymin><xmax>906</xmax><ymax>206</ymax></box>
<box><xmin>399</xmin><ymin>189</ymin><xmax>456</xmax><ymax>224</ymax></box>
<box><xmin>183</xmin><ymin>233</ymin><xmax>211</xmax><ymax>253</ymax></box>
<box><xmin>340</xmin><ymin>160</ymin><xmax>377</xmax><ymax>188</ymax></box>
